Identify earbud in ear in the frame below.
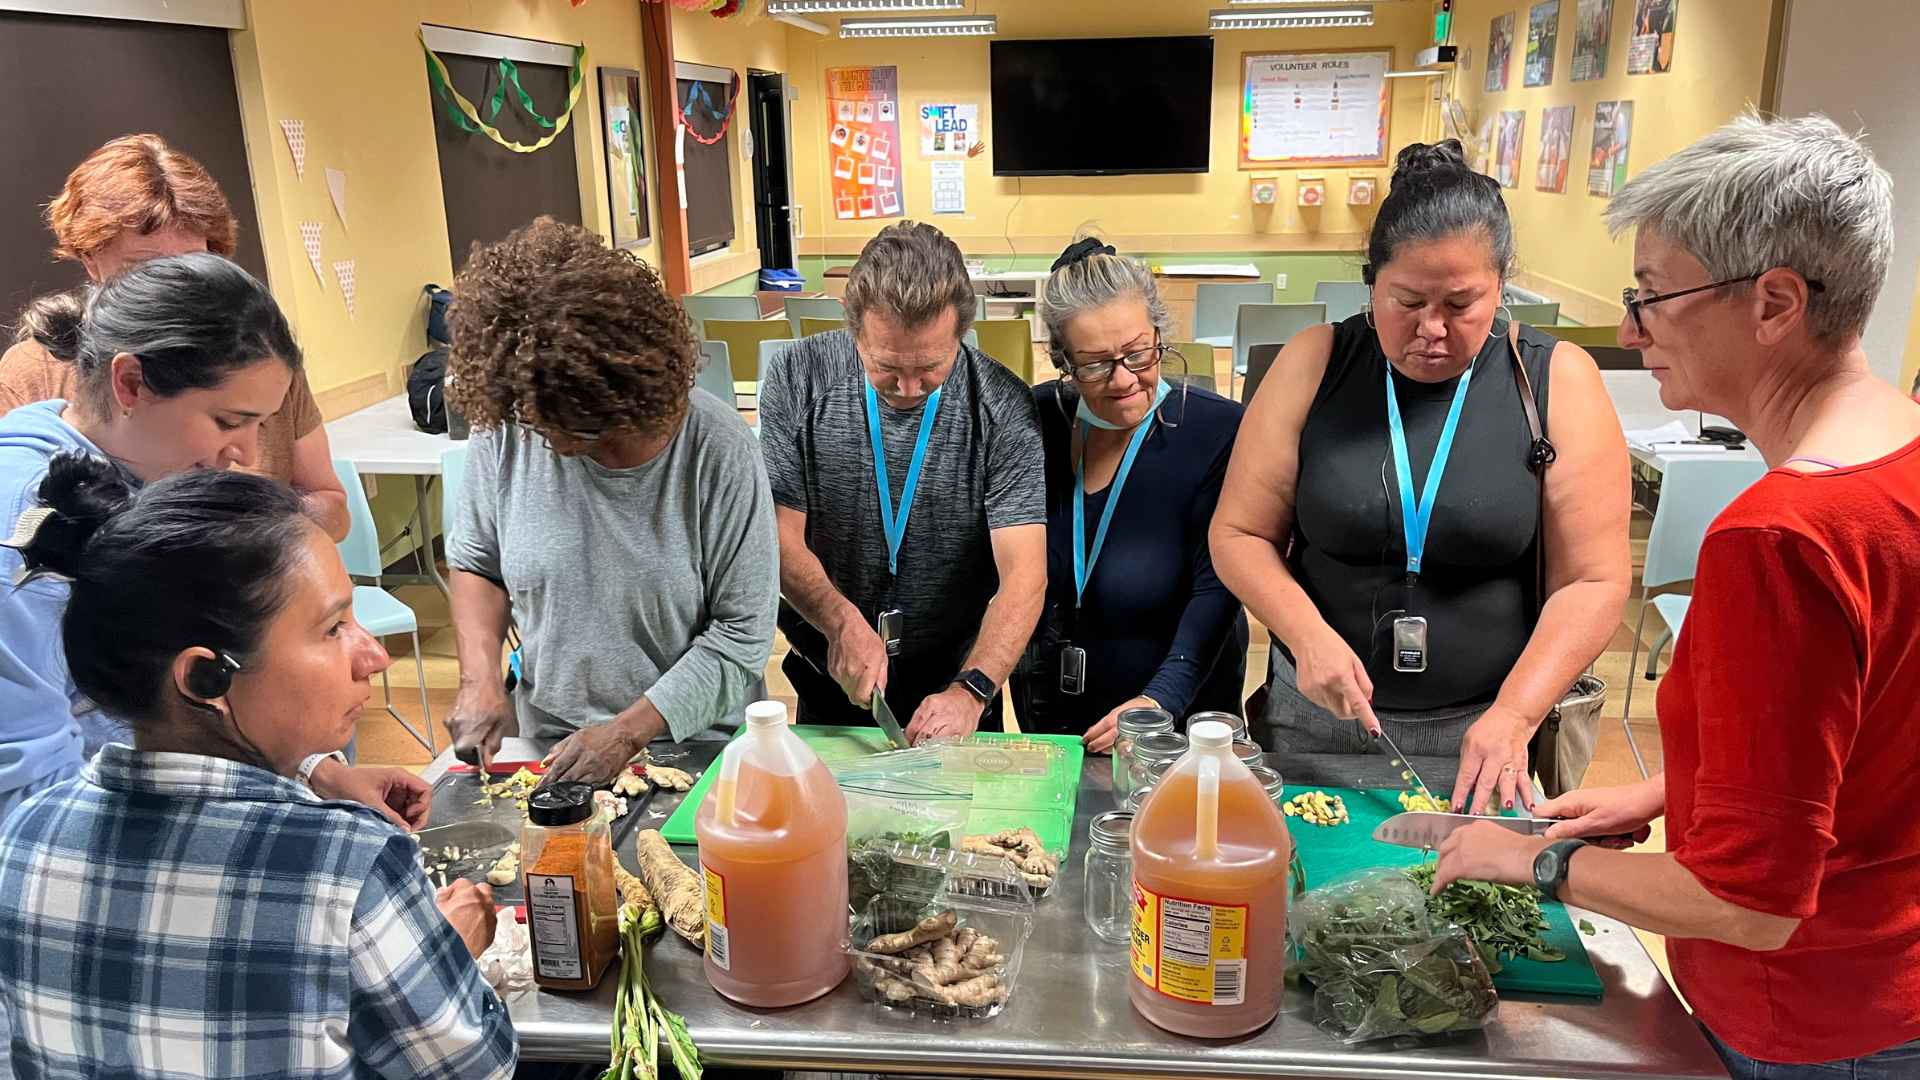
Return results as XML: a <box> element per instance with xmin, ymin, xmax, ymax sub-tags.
<box><xmin>186</xmin><ymin>652</ymin><xmax>242</xmax><ymax>700</ymax></box>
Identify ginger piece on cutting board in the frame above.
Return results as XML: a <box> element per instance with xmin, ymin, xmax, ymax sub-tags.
<box><xmin>644</xmin><ymin>765</ymin><xmax>694</xmax><ymax>792</ymax></box>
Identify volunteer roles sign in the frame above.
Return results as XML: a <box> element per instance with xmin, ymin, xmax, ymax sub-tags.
<box><xmin>827</xmin><ymin>66</ymin><xmax>904</xmax><ymax>220</ymax></box>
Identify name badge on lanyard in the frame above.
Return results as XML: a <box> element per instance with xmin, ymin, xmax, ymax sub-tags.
<box><xmin>865</xmin><ymin>381</ymin><xmax>942</xmax><ymax>653</ymax></box>
<box><xmin>1061</xmin><ymin>385</ymin><xmax>1160</xmax><ymax>695</ymax></box>
<box><xmin>1385</xmin><ymin>357</ymin><xmax>1475</xmax><ymax>673</ymax></box>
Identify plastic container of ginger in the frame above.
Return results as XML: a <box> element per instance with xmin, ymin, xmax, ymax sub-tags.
<box><xmin>521</xmin><ymin>781</ymin><xmax>621</xmax><ymax>992</ymax></box>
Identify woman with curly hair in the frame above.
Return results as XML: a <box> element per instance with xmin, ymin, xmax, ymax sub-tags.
<box><xmin>443</xmin><ymin>218</ymin><xmax>778</xmax><ymax>784</ymax></box>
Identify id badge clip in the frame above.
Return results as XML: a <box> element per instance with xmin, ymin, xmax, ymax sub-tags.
<box><xmin>1392</xmin><ymin>616</ymin><xmax>1428</xmax><ymax>673</ymax></box>
<box><xmin>1059</xmin><ymin>645</ymin><xmax>1086</xmax><ymax>696</ymax></box>
<box><xmin>877</xmin><ymin>609</ymin><xmax>904</xmax><ymax>656</ymax></box>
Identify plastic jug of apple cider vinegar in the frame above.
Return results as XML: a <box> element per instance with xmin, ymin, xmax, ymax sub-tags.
<box><xmin>695</xmin><ymin>701</ymin><xmax>850</xmax><ymax>1006</ymax></box>
<box><xmin>1129</xmin><ymin>719</ymin><xmax>1292</xmax><ymax>1036</ymax></box>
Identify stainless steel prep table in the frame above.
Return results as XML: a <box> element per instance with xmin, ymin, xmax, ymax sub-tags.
<box><xmin>421</xmin><ymin>738</ymin><xmax>1728</xmax><ymax>1079</ymax></box>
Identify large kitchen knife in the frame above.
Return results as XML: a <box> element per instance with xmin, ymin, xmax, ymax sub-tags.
<box><xmin>1372</xmin><ymin>727</ymin><xmax>1442</xmax><ymax>806</ymax></box>
<box><xmin>1374</xmin><ymin>811</ymin><xmax>1636</xmax><ymax>850</ymax></box>
<box><xmin>871</xmin><ymin>691</ymin><xmax>909</xmax><ymax>750</ymax></box>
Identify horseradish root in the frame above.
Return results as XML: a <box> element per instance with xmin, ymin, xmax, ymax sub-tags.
<box><xmin>635</xmin><ymin>830</ymin><xmax>705</xmax><ymax>948</ymax></box>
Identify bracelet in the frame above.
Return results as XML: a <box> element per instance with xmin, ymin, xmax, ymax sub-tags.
<box><xmin>297</xmin><ymin>751</ymin><xmax>349</xmax><ymax>787</ymax></box>
<box><xmin>1138</xmin><ymin>695</ymin><xmax>1162</xmax><ymax>710</ymax></box>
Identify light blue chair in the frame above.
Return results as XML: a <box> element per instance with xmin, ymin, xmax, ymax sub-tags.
<box><xmin>1506</xmin><ymin>302</ymin><xmax>1561</xmax><ymax>326</ymax></box>
<box><xmin>1314</xmin><ymin>280</ymin><xmax>1372</xmax><ymax>324</ymax></box>
<box><xmin>697</xmin><ymin>339</ymin><xmax>736</xmax><ymax>407</ymax></box>
<box><xmin>679</xmin><ymin>294</ymin><xmax>763</xmax><ymax>338</ymax></box>
<box><xmin>1620</xmin><ymin>456</ymin><xmax>1769</xmax><ymax>777</ymax></box>
<box><xmin>782</xmin><ymin>296</ymin><xmax>844</xmax><ymax>338</ymax></box>
<box><xmin>963</xmin><ymin>328</ymin><xmax>979</xmax><ymax>350</ymax></box>
<box><xmin>1231</xmin><ymin>302</ymin><xmax>1326</xmax><ymax>395</ymax></box>
<box><xmin>332</xmin><ymin>460</ymin><xmax>436</xmax><ymax>754</ymax></box>
<box><xmin>1191</xmin><ymin>282</ymin><xmax>1275</xmax><ymax>352</ymax></box>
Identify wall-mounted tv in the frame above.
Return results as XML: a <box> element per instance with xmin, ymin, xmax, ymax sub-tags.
<box><xmin>990</xmin><ymin>36</ymin><xmax>1214</xmax><ymax>177</ymax></box>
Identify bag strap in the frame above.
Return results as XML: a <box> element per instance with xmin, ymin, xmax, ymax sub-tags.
<box><xmin>1507</xmin><ymin>322</ymin><xmax>1557</xmax><ymax>617</ymax></box>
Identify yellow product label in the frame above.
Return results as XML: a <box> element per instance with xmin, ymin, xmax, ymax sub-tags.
<box><xmin>702</xmin><ymin>863</ymin><xmax>731</xmax><ymax>971</ymax></box>
<box><xmin>1129</xmin><ymin>879</ymin><xmax>1248</xmax><ymax>1006</ymax></box>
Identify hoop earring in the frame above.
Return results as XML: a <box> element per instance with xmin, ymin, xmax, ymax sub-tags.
<box><xmin>1495</xmin><ymin>304</ymin><xmax>1515</xmax><ymax>325</ymax></box>
<box><xmin>1363</xmin><ymin>303</ymin><xmax>1376</xmax><ymax>330</ymax></box>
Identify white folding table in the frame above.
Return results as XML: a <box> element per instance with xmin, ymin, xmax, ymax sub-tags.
<box><xmin>322</xmin><ymin>394</ymin><xmax>465</xmax><ymax>595</ymax></box>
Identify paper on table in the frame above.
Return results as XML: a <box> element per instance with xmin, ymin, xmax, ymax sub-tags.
<box><xmin>1153</xmin><ymin>263</ymin><xmax>1262</xmax><ymax>277</ymax></box>
<box><xmin>1624</xmin><ymin>420</ymin><xmax>1690</xmax><ymax>452</ymax></box>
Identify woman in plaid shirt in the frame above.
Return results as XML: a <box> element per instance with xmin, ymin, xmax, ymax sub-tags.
<box><xmin>0</xmin><ymin>456</ymin><xmax>516</xmax><ymax>1079</ymax></box>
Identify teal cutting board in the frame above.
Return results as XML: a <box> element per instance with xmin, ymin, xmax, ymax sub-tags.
<box><xmin>1284</xmin><ymin>784</ymin><xmax>1603</xmax><ymax>998</ymax></box>
<box><xmin>660</xmin><ymin>727</ymin><xmax>1086</xmax><ymax>852</ymax></box>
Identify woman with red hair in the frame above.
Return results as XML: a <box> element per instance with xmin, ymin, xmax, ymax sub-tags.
<box><xmin>0</xmin><ymin>134</ymin><xmax>346</xmax><ymax>539</ymax></box>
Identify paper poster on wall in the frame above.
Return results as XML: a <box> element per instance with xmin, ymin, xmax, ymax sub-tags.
<box><xmin>1486</xmin><ymin>13</ymin><xmax>1515</xmax><ymax>92</ymax></box>
<box><xmin>931</xmin><ymin>160</ymin><xmax>965</xmax><ymax>214</ymax></box>
<box><xmin>921</xmin><ymin>104</ymin><xmax>979</xmax><ymax>157</ymax></box>
<box><xmin>1475</xmin><ymin>114</ymin><xmax>1497</xmax><ymax>175</ymax></box>
<box><xmin>1628</xmin><ymin>0</ymin><xmax>1675</xmax><ymax>74</ymax></box>
<box><xmin>827</xmin><ymin>66</ymin><xmax>904</xmax><ymax>221</ymax></box>
<box><xmin>1571</xmin><ymin>0</ymin><xmax>1613</xmax><ymax>81</ymax></box>
<box><xmin>279</xmin><ymin>120</ymin><xmax>307</xmax><ymax>179</ymax></box>
<box><xmin>1495</xmin><ymin>109</ymin><xmax>1526</xmax><ymax>188</ymax></box>
<box><xmin>599</xmin><ymin>69</ymin><xmax>651</xmax><ymax>248</ymax></box>
<box><xmin>1240</xmin><ymin>51</ymin><xmax>1392</xmax><ymax>168</ymax></box>
<box><xmin>1588</xmin><ymin>101</ymin><xmax>1634</xmax><ymax>195</ymax></box>
<box><xmin>1525</xmin><ymin>2</ymin><xmax>1559</xmax><ymax>87</ymax></box>
<box><xmin>1536</xmin><ymin>106</ymin><xmax>1575</xmax><ymax>193</ymax></box>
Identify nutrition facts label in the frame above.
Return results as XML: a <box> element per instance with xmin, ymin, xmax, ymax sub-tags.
<box><xmin>528</xmin><ymin>874</ymin><xmax>582</xmax><ymax>980</ymax></box>
<box><xmin>1131</xmin><ymin>883</ymin><xmax>1248</xmax><ymax>1006</ymax></box>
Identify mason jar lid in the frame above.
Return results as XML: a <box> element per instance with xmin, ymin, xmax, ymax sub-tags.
<box><xmin>527</xmin><ymin>780</ymin><xmax>594</xmax><ymax>826</ymax></box>
<box><xmin>1247</xmin><ymin>762</ymin><xmax>1285</xmax><ymax>797</ymax></box>
<box><xmin>1131</xmin><ymin>731</ymin><xmax>1189</xmax><ymax>763</ymax></box>
<box><xmin>1187</xmin><ymin>710</ymin><xmax>1247</xmax><ymax>738</ymax></box>
<box><xmin>1125</xmin><ymin>783</ymin><xmax>1156</xmax><ymax>813</ymax></box>
<box><xmin>1116</xmin><ymin>707</ymin><xmax>1175</xmax><ymax>737</ymax></box>
<box><xmin>1090</xmin><ymin>809</ymin><xmax>1134</xmax><ymax>850</ymax></box>
<box><xmin>1232</xmin><ymin>738</ymin><xmax>1264</xmax><ymax>766</ymax></box>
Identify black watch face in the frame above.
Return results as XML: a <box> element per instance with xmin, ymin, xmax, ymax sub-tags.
<box><xmin>960</xmin><ymin>671</ymin><xmax>992</xmax><ymax>701</ymax></box>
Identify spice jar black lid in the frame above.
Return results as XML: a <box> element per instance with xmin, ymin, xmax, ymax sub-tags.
<box><xmin>528</xmin><ymin>781</ymin><xmax>594</xmax><ymax>826</ymax></box>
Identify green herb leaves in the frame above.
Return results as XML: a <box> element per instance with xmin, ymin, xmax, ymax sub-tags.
<box><xmin>1404</xmin><ymin>863</ymin><xmax>1564</xmax><ymax>971</ymax></box>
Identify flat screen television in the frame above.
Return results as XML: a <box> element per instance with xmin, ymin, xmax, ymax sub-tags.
<box><xmin>990</xmin><ymin>36</ymin><xmax>1214</xmax><ymax>176</ymax></box>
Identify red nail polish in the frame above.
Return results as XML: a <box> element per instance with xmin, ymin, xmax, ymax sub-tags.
<box><xmin>1505</xmin><ymin>799</ymin><xmax>1514</xmax><ymax>810</ymax></box>
<box><xmin>1371</xmin><ymin>729</ymin><xmax>1382</xmax><ymax>739</ymax></box>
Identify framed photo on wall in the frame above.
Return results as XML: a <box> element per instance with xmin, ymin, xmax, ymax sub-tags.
<box><xmin>599</xmin><ymin>67</ymin><xmax>651</xmax><ymax>249</ymax></box>
<box><xmin>1486</xmin><ymin>12</ymin><xmax>1515</xmax><ymax>92</ymax></box>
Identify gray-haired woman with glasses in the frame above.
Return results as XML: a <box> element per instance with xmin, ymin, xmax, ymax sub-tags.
<box><xmin>1011</xmin><ymin>237</ymin><xmax>1248</xmax><ymax>749</ymax></box>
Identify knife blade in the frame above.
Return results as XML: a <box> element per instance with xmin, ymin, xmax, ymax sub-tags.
<box><xmin>871</xmin><ymin>692</ymin><xmax>909</xmax><ymax>750</ymax></box>
<box><xmin>1372</xmin><ymin>811</ymin><xmax>1550</xmax><ymax>849</ymax></box>
<box><xmin>1372</xmin><ymin>728</ymin><xmax>1442</xmax><ymax>807</ymax></box>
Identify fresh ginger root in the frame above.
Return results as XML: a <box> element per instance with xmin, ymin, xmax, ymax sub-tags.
<box><xmin>644</xmin><ymin>765</ymin><xmax>694</xmax><ymax>792</ymax></box>
<box><xmin>613</xmin><ymin>860</ymin><xmax>655</xmax><ymax>913</ymax></box>
<box><xmin>635</xmin><ymin>830</ymin><xmax>704</xmax><ymax>948</ymax></box>
<box><xmin>866</xmin><ymin>909</ymin><xmax>957</xmax><ymax>954</ymax></box>
<box><xmin>962</xmin><ymin>827</ymin><xmax>1059</xmax><ymax>887</ymax></box>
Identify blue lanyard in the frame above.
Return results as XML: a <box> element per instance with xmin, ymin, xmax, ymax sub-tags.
<box><xmin>865</xmin><ymin>381</ymin><xmax>942</xmax><ymax>576</ymax></box>
<box><xmin>1385</xmin><ymin>360</ymin><xmax>1475</xmax><ymax>579</ymax></box>
<box><xmin>1072</xmin><ymin>411</ymin><xmax>1154</xmax><ymax>608</ymax></box>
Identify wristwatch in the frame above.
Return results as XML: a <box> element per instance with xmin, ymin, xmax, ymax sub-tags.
<box><xmin>952</xmin><ymin>668</ymin><xmax>995</xmax><ymax>705</ymax></box>
<box><xmin>1532</xmin><ymin>838</ymin><xmax>1588</xmax><ymax>901</ymax></box>
<box><xmin>297</xmin><ymin>750</ymin><xmax>350</xmax><ymax>788</ymax></box>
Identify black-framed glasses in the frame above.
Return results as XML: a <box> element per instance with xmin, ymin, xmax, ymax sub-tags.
<box><xmin>1069</xmin><ymin>344</ymin><xmax>1178</xmax><ymax>384</ymax></box>
<box><xmin>1622</xmin><ymin>272</ymin><xmax>1825</xmax><ymax>334</ymax></box>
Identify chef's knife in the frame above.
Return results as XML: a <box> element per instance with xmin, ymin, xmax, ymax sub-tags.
<box><xmin>1372</xmin><ymin>727</ymin><xmax>1441</xmax><ymax>806</ymax></box>
<box><xmin>871</xmin><ymin>691</ymin><xmax>909</xmax><ymax>750</ymax></box>
<box><xmin>1374</xmin><ymin>811</ymin><xmax>1636</xmax><ymax>850</ymax></box>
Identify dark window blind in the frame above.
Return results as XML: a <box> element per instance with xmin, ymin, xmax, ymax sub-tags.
<box><xmin>431</xmin><ymin>50</ymin><xmax>583</xmax><ymax>270</ymax></box>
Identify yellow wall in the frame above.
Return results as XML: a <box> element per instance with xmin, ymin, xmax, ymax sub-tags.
<box><xmin>1450</xmin><ymin>0</ymin><xmax>1775</xmax><ymax>324</ymax></box>
<box><xmin>232</xmin><ymin>0</ymin><xmax>659</xmax><ymax>411</ymax></box>
<box><xmin>778</xmin><ymin>1</ymin><xmax>1443</xmax><ymax>258</ymax></box>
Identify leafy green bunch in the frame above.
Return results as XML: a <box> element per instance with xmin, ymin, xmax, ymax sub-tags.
<box><xmin>1404</xmin><ymin>863</ymin><xmax>1564</xmax><ymax>973</ymax></box>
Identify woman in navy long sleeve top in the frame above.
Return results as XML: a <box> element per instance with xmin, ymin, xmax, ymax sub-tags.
<box><xmin>1012</xmin><ymin>240</ymin><xmax>1248</xmax><ymax>744</ymax></box>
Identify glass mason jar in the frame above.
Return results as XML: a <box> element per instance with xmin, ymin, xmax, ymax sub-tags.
<box><xmin>1186</xmin><ymin>710</ymin><xmax>1247</xmax><ymax>741</ymax></box>
<box><xmin>1083</xmin><ymin>810</ymin><xmax>1135</xmax><ymax>945</ymax></box>
<box><xmin>1125</xmin><ymin>780</ymin><xmax>1157</xmax><ymax>813</ymax></box>
<box><xmin>1127</xmin><ymin>732</ymin><xmax>1189</xmax><ymax>792</ymax></box>
<box><xmin>1232</xmin><ymin>738</ymin><xmax>1265</xmax><ymax>769</ymax></box>
<box><xmin>1247</xmin><ymin>763</ymin><xmax>1286</xmax><ymax>807</ymax></box>
<box><xmin>1111</xmin><ymin>707</ymin><xmax>1174</xmax><ymax>800</ymax></box>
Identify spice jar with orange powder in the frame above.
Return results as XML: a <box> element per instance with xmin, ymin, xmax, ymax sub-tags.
<box><xmin>522</xmin><ymin>781</ymin><xmax>621</xmax><ymax>992</ymax></box>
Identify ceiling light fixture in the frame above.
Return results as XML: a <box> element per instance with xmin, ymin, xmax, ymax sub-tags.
<box><xmin>1211</xmin><ymin>6</ymin><xmax>1374</xmax><ymax>29</ymax></box>
<box><xmin>767</xmin><ymin>0</ymin><xmax>962</xmax><ymax>12</ymax></box>
<box><xmin>839</xmin><ymin>14</ymin><xmax>997</xmax><ymax>36</ymax></box>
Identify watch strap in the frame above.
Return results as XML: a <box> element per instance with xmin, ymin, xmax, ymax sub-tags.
<box><xmin>1534</xmin><ymin>838</ymin><xmax>1588</xmax><ymax>901</ymax></box>
<box><xmin>954</xmin><ymin>668</ymin><xmax>993</xmax><ymax>704</ymax></box>
<box><xmin>297</xmin><ymin>750</ymin><xmax>349</xmax><ymax>788</ymax></box>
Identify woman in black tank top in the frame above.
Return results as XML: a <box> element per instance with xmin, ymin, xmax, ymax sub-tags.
<box><xmin>1211</xmin><ymin>140</ymin><xmax>1631</xmax><ymax>813</ymax></box>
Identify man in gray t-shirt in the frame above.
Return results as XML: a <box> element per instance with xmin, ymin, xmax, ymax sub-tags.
<box><xmin>759</xmin><ymin>221</ymin><xmax>1045</xmax><ymax>742</ymax></box>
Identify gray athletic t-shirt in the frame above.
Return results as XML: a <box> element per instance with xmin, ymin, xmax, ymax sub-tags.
<box><xmin>448</xmin><ymin>387</ymin><xmax>778</xmax><ymax>741</ymax></box>
<box><xmin>759</xmin><ymin>329</ymin><xmax>1045</xmax><ymax>659</ymax></box>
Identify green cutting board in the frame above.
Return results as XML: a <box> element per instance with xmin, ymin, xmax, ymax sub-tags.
<box><xmin>1284</xmin><ymin>784</ymin><xmax>1603</xmax><ymax>998</ymax></box>
<box><xmin>660</xmin><ymin>727</ymin><xmax>1086</xmax><ymax>855</ymax></box>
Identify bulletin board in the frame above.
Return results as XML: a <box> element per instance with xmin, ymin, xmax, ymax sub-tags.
<box><xmin>1240</xmin><ymin>49</ymin><xmax>1392</xmax><ymax>169</ymax></box>
<box><xmin>826</xmin><ymin>65</ymin><xmax>904</xmax><ymax>221</ymax></box>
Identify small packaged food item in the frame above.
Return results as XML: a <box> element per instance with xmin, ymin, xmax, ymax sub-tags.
<box><xmin>521</xmin><ymin>782</ymin><xmax>621</xmax><ymax>992</ymax></box>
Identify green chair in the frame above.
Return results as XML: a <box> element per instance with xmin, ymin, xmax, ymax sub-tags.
<box><xmin>679</xmin><ymin>294</ymin><xmax>762</xmax><ymax>338</ymax></box>
<box><xmin>1165</xmin><ymin>341</ymin><xmax>1216</xmax><ymax>384</ymax></box>
<box><xmin>1538</xmin><ymin>324</ymin><xmax>1618</xmax><ymax>348</ymax></box>
<box><xmin>972</xmin><ymin>319</ymin><xmax>1035</xmax><ymax>382</ymax></box>
<box><xmin>1506</xmin><ymin>301</ymin><xmax>1561</xmax><ymax>326</ymax></box>
<box><xmin>800</xmin><ymin>317</ymin><xmax>846</xmax><ymax>338</ymax></box>
<box><xmin>1313</xmin><ymin>280</ymin><xmax>1371</xmax><ymax>323</ymax></box>
<box><xmin>1192</xmin><ymin>282</ymin><xmax>1275</xmax><ymax>351</ymax></box>
<box><xmin>704</xmin><ymin>319</ymin><xmax>792</xmax><ymax>382</ymax></box>
<box><xmin>782</xmin><ymin>296</ymin><xmax>844</xmax><ymax>337</ymax></box>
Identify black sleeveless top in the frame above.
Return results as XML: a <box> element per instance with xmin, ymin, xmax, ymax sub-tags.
<box><xmin>1289</xmin><ymin>314</ymin><xmax>1554</xmax><ymax>711</ymax></box>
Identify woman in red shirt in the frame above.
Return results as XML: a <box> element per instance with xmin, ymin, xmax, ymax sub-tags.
<box><xmin>1434</xmin><ymin>114</ymin><xmax>1920</xmax><ymax>1076</ymax></box>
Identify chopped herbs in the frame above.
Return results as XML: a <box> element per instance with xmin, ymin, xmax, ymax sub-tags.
<box><xmin>1404</xmin><ymin>863</ymin><xmax>1564</xmax><ymax>971</ymax></box>
<box><xmin>1579</xmin><ymin>919</ymin><xmax>1597</xmax><ymax>936</ymax></box>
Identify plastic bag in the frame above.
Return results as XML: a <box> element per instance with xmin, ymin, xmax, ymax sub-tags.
<box><xmin>1289</xmin><ymin>868</ymin><xmax>1498</xmax><ymax>1043</ymax></box>
<box><xmin>830</xmin><ymin>748</ymin><xmax>973</xmax><ymax>850</ymax></box>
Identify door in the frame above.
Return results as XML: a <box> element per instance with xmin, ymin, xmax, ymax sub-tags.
<box><xmin>748</xmin><ymin>71</ymin><xmax>796</xmax><ymax>272</ymax></box>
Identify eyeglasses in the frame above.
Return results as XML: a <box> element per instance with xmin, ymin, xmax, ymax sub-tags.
<box><xmin>1622</xmin><ymin>272</ymin><xmax>1825</xmax><ymax>335</ymax></box>
<box><xmin>1069</xmin><ymin>344</ymin><xmax>1177</xmax><ymax>384</ymax></box>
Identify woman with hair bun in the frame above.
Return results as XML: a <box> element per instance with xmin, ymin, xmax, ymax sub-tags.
<box><xmin>1211</xmin><ymin>140</ymin><xmax>1631</xmax><ymax>812</ymax></box>
<box><xmin>0</xmin><ymin>457</ymin><xmax>515</xmax><ymax>1079</ymax></box>
<box><xmin>0</xmin><ymin>253</ymin><xmax>429</xmax><ymax>830</ymax></box>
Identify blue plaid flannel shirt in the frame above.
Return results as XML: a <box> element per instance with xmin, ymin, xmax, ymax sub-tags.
<box><xmin>0</xmin><ymin>746</ymin><xmax>517</xmax><ymax>1080</ymax></box>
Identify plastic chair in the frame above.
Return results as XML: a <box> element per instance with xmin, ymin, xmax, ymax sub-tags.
<box><xmin>972</xmin><ymin>319</ymin><xmax>1035</xmax><ymax>382</ymax></box>
<box><xmin>331</xmin><ymin>460</ymin><xmax>436</xmax><ymax>755</ymax></box>
<box><xmin>799</xmin><ymin>317</ymin><xmax>845</xmax><ymax>338</ymax></box>
<box><xmin>782</xmin><ymin>296</ymin><xmax>844</xmax><ymax>337</ymax></box>
<box><xmin>704</xmin><ymin>319</ymin><xmax>792</xmax><ymax>382</ymax></box>
<box><xmin>696</xmin><ymin>339</ymin><xmax>735</xmax><ymax>406</ymax></box>
<box><xmin>1241</xmin><ymin>342</ymin><xmax>1284</xmax><ymax>405</ymax></box>
<box><xmin>1165</xmin><ymin>341</ymin><xmax>1216</xmax><ymax>384</ymax></box>
<box><xmin>963</xmin><ymin>328</ymin><xmax>979</xmax><ymax>350</ymax></box>
<box><xmin>1165</xmin><ymin>372</ymin><xmax>1216</xmax><ymax>393</ymax></box>
<box><xmin>1619</xmin><ymin>457</ymin><xmax>1769</xmax><ymax>777</ymax></box>
<box><xmin>1506</xmin><ymin>302</ymin><xmax>1561</xmax><ymax>326</ymax></box>
<box><xmin>1191</xmin><ymin>282</ymin><xmax>1275</xmax><ymax>350</ymax></box>
<box><xmin>1537</xmin><ymin>324</ymin><xmax>1617</xmax><ymax>348</ymax></box>
<box><xmin>679</xmin><ymin>294</ymin><xmax>762</xmax><ymax>338</ymax></box>
<box><xmin>974</xmin><ymin>296</ymin><xmax>990</xmax><ymax>322</ymax></box>
<box><xmin>1231</xmin><ymin>302</ymin><xmax>1325</xmax><ymax>395</ymax></box>
<box><xmin>1313</xmin><ymin>280</ymin><xmax>1372</xmax><ymax>324</ymax></box>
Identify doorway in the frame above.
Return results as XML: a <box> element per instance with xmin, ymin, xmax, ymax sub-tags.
<box><xmin>748</xmin><ymin>71</ymin><xmax>796</xmax><ymax>272</ymax></box>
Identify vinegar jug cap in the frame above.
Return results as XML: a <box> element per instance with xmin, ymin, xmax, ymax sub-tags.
<box><xmin>744</xmin><ymin>700</ymin><xmax>787</xmax><ymax>728</ymax></box>
<box><xmin>1190</xmin><ymin>718</ymin><xmax>1233</xmax><ymax>750</ymax></box>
